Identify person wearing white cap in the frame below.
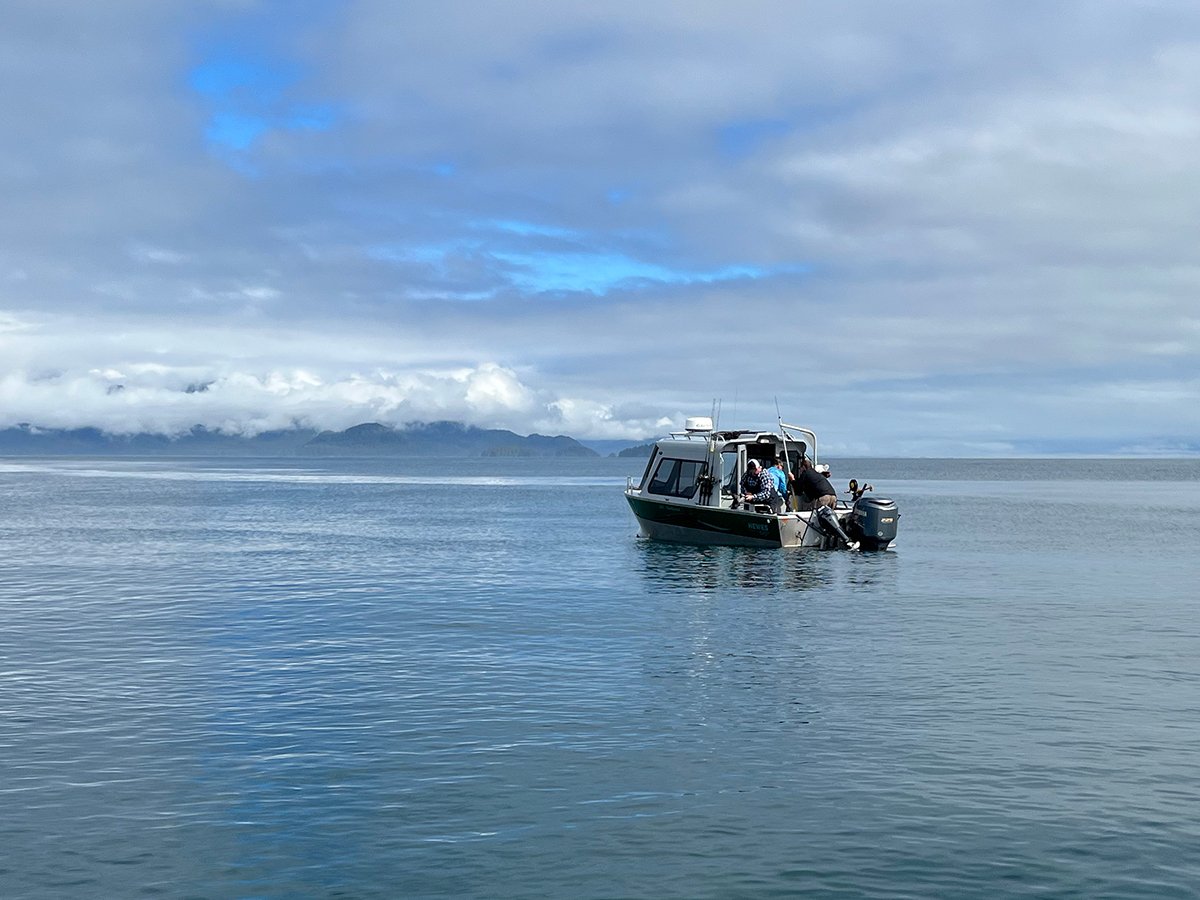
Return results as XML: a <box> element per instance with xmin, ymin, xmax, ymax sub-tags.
<box><xmin>740</xmin><ymin>458</ymin><xmax>783</xmax><ymax>514</ymax></box>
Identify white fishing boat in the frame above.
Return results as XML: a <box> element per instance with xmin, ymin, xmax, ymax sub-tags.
<box><xmin>624</xmin><ymin>417</ymin><xmax>899</xmax><ymax>550</ymax></box>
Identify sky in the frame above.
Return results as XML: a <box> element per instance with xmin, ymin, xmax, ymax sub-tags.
<box><xmin>2</xmin><ymin>0</ymin><xmax>1199</xmax><ymax>455</ymax></box>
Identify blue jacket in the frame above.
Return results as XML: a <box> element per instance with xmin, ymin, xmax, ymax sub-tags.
<box><xmin>768</xmin><ymin>465</ymin><xmax>788</xmax><ymax>494</ymax></box>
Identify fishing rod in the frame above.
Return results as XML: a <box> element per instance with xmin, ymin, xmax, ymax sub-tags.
<box><xmin>775</xmin><ymin>397</ymin><xmax>796</xmax><ymax>512</ymax></box>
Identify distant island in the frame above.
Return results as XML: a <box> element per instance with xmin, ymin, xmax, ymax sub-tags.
<box><xmin>0</xmin><ymin>421</ymin><xmax>654</xmax><ymax>458</ymax></box>
<box><xmin>616</xmin><ymin>442</ymin><xmax>655</xmax><ymax>458</ymax></box>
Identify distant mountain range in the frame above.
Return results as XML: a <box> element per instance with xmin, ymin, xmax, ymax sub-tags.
<box><xmin>0</xmin><ymin>421</ymin><xmax>649</xmax><ymax>457</ymax></box>
<box><xmin>300</xmin><ymin>421</ymin><xmax>598</xmax><ymax>457</ymax></box>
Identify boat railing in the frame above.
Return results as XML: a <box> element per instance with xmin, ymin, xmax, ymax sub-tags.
<box><xmin>779</xmin><ymin>422</ymin><xmax>818</xmax><ymax>462</ymax></box>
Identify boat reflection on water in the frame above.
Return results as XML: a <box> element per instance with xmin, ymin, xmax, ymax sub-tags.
<box><xmin>633</xmin><ymin>538</ymin><xmax>899</xmax><ymax>596</ymax></box>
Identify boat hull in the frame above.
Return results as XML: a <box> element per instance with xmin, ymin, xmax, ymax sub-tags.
<box><xmin>625</xmin><ymin>491</ymin><xmax>832</xmax><ymax>549</ymax></box>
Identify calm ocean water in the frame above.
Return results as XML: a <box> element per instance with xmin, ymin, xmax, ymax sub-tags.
<box><xmin>1</xmin><ymin>456</ymin><xmax>1198</xmax><ymax>899</ymax></box>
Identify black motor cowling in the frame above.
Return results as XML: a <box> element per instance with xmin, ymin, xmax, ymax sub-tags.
<box><xmin>847</xmin><ymin>496</ymin><xmax>899</xmax><ymax>551</ymax></box>
<box><xmin>814</xmin><ymin>504</ymin><xmax>855</xmax><ymax>548</ymax></box>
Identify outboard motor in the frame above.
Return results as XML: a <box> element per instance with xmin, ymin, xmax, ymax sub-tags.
<box><xmin>814</xmin><ymin>505</ymin><xmax>857</xmax><ymax>549</ymax></box>
<box><xmin>848</xmin><ymin>496</ymin><xmax>899</xmax><ymax>551</ymax></box>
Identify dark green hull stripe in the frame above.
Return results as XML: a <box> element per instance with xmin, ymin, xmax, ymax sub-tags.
<box><xmin>626</xmin><ymin>493</ymin><xmax>782</xmax><ymax>545</ymax></box>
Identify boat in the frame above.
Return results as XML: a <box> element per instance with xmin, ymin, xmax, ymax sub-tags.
<box><xmin>624</xmin><ymin>416</ymin><xmax>899</xmax><ymax>550</ymax></box>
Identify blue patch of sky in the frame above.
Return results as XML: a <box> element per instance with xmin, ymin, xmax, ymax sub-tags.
<box><xmin>369</xmin><ymin>206</ymin><xmax>808</xmax><ymax>296</ymax></box>
<box><xmin>491</xmin><ymin>251</ymin><xmax>806</xmax><ymax>294</ymax></box>
<box><xmin>188</xmin><ymin>56</ymin><xmax>297</xmax><ymax>100</ymax></box>
<box><xmin>206</xmin><ymin>113</ymin><xmax>267</xmax><ymax>151</ymax></box>
<box><xmin>183</xmin><ymin>0</ymin><xmax>353</xmax><ymax>172</ymax></box>
<box><xmin>187</xmin><ymin>52</ymin><xmax>338</xmax><ymax>158</ymax></box>
<box><xmin>368</xmin><ymin>236</ymin><xmax>806</xmax><ymax>296</ymax></box>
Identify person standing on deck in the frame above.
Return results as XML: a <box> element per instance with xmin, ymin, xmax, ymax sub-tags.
<box><xmin>768</xmin><ymin>457</ymin><xmax>792</xmax><ymax>511</ymax></box>
<box><xmin>795</xmin><ymin>457</ymin><xmax>838</xmax><ymax>510</ymax></box>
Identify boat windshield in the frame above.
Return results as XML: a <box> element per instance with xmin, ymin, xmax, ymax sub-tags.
<box><xmin>647</xmin><ymin>457</ymin><xmax>703</xmax><ymax>499</ymax></box>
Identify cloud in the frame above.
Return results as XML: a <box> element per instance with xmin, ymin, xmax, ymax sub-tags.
<box><xmin>1</xmin><ymin>1</ymin><xmax>1199</xmax><ymax>452</ymax></box>
<box><xmin>0</xmin><ymin>362</ymin><xmax>671</xmax><ymax>440</ymax></box>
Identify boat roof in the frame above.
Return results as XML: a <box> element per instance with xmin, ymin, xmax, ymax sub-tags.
<box><xmin>657</xmin><ymin>420</ymin><xmax>820</xmax><ymax>460</ymax></box>
<box><xmin>661</xmin><ymin>428</ymin><xmax>796</xmax><ymax>443</ymax></box>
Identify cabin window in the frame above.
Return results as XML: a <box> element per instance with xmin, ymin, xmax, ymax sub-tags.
<box><xmin>785</xmin><ymin>441</ymin><xmax>806</xmax><ymax>474</ymax></box>
<box><xmin>720</xmin><ymin>449</ymin><xmax>740</xmax><ymax>496</ymax></box>
<box><xmin>647</xmin><ymin>457</ymin><xmax>703</xmax><ymax>499</ymax></box>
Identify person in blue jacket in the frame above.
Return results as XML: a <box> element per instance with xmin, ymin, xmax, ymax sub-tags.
<box><xmin>768</xmin><ymin>457</ymin><xmax>791</xmax><ymax>510</ymax></box>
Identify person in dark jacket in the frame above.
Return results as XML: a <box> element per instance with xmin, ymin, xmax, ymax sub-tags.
<box><xmin>794</xmin><ymin>457</ymin><xmax>837</xmax><ymax>510</ymax></box>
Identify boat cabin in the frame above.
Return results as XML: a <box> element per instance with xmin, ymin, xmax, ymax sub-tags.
<box><xmin>634</xmin><ymin>416</ymin><xmax>816</xmax><ymax>511</ymax></box>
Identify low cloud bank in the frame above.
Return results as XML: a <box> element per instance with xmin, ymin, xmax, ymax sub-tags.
<box><xmin>0</xmin><ymin>362</ymin><xmax>672</xmax><ymax>440</ymax></box>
